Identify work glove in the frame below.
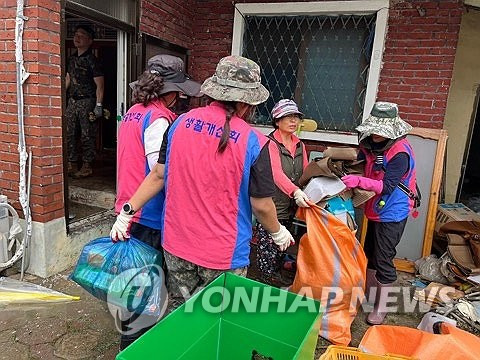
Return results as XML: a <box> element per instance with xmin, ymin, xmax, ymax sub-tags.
<box><xmin>270</xmin><ymin>225</ymin><xmax>295</xmax><ymax>252</ymax></box>
<box><xmin>341</xmin><ymin>175</ymin><xmax>383</xmax><ymax>194</ymax></box>
<box><xmin>293</xmin><ymin>188</ymin><xmax>310</xmax><ymax>208</ymax></box>
<box><xmin>110</xmin><ymin>209</ymin><xmax>133</xmax><ymax>242</ymax></box>
<box><xmin>93</xmin><ymin>104</ymin><xmax>103</xmax><ymax>118</ymax></box>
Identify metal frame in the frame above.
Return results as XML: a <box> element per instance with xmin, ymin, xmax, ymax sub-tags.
<box><xmin>62</xmin><ymin>2</ymin><xmax>137</xmax><ymax>229</ymax></box>
<box><xmin>65</xmin><ymin>1</ymin><xmax>135</xmax><ymax>33</ymax></box>
<box><xmin>232</xmin><ymin>0</ymin><xmax>390</xmax><ymax>145</ymax></box>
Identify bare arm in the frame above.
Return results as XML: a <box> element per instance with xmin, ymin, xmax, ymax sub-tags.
<box><xmin>66</xmin><ymin>73</ymin><xmax>70</xmax><ymax>90</ymax></box>
<box><xmin>251</xmin><ymin>197</ymin><xmax>280</xmax><ymax>233</ymax></box>
<box><xmin>129</xmin><ymin>163</ymin><xmax>165</xmax><ymax>212</ymax></box>
<box><xmin>93</xmin><ymin>76</ymin><xmax>104</xmax><ymax>104</ymax></box>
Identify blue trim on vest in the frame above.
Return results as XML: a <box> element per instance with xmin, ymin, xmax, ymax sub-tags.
<box><xmin>137</xmin><ymin>110</ymin><xmax>164</xmax><ymax>230</ymax></box>
<box><xmin>161</xmin><ymin>115</ymin><xmax>184</xmax><ymax>236</ymax></box>
<box><xmin>230</xmin><ymin>131</ymin><xmax>261</xmax><ymax>269</ymax></box>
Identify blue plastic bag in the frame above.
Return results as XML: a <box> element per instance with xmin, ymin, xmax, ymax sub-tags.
<box><xmin>70</xmin><ymin>237</ymin><xmax>166</xmax><ymax>317</ymax></box>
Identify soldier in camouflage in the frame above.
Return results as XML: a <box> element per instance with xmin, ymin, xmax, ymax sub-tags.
<box><xmin>66</xmin><ymin>24</ymin><xmax>104</xmax><ymax>178</ymax></box>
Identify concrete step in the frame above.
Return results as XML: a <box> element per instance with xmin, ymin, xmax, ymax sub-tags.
<box><xmin>69</xmin><ymin>185</ymin><xmax>115</xmax><ymax>210</ymax></box>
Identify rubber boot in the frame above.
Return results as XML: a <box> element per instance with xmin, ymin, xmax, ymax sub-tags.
<box><xmin>365</xmin><ymin>268</ymin><xmax>377</xmax><ymax>303</ymax></box>
<box><xmin>73</xmin><ymin>162</ymin><xmax>93</xmax><ymax>178</ymax></box>
<box><xmin>367</xmin><ymin>280</ymin><xmax>394</xmax><ymax>325</ymax></box>
<box><xmin>67</xmin><ymin>162</ymin><xmax>77</xmax><ymax>177</ymax></box>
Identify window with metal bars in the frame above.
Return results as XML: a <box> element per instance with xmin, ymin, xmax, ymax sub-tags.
<box><xmin>242</xmin><ymin>14</ymin><xmax>376</xmax><ymax>132</ymax></box>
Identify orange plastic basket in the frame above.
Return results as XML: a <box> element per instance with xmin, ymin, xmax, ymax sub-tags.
<box><xmin>319</xmin><ymin>346</ymin><xmax>416</xmax><ymax>360</ymax></box>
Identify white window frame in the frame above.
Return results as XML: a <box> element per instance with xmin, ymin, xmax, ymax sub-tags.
<box><xmin>232</xmin><ymin>0</ymin><xmax>389</xmax><ymax>145</ymax></box>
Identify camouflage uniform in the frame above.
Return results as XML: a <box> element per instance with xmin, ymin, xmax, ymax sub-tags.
<box><xmin>164</xmin><ymin>251</ymin><xmax>247</xmax><ymax>311</ymax></box>
<box><xmin>66</xmin><ymin>48</ymin><xmax>103</xmax><ymax>164</ymax></box>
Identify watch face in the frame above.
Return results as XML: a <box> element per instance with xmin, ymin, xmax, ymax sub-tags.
<box><xmin>123</xmin><ymin>203</ymin><xmax>132</xmax><ymax>214</ymax></box>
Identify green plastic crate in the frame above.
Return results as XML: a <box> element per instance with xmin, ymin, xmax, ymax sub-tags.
<box><xmin>117</xmin><ymin>273</ymin><xmax>321</xmax><ymax>359</ymax></box>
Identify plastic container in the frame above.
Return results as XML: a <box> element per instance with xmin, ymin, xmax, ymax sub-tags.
<box><xmin>117</xmin><ymin>273</ymin><xmax>322</xmax><ymax>360</ymax></box>
<box><xmin>319</xmin><ymin>346</ymin><xmax>415</xmax><ymax>360</ymax></box>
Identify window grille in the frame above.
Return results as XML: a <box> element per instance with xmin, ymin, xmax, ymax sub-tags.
<box><xmin>242</xmin><ymin>14</ymin><xmax>376</xmax><ymax>132</ymax></box>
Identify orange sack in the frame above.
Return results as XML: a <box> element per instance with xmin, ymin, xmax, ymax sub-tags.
<box><xmin>290</xmin><ymin>204</ymin><xmax>367</xmax><ymax>345</ymax></box>
<box><xmin>359</xmin><ymin>323</ymin><xmax>480</xmax><ymax>360</ymax></box>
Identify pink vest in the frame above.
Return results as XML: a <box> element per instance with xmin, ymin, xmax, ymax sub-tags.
<box><xmin>363</xmin><ymin>138</ymin><xmax>417</xmax><ymax>222</ymax></box>
<box><xmin>161</xmin><ymin>102</ymin><xmax>269</xmax><ymax>269</ymax></box>
<box><xmin>115</xmin><ymin>100</ymin><xmax>176</xmax><ymax>229</ymax></box>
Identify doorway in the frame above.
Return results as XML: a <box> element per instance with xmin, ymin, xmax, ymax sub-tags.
<box><xmin>64</xmin><ymin>15</ymin><xmax>125</xmax><ymax>222</ymax></box>
<box><xmin>458</xmin><ymin>87</ymin><xmax>480</xmax><ymax>213</ymax></box>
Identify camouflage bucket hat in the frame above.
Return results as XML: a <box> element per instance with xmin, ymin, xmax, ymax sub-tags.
<box><xmin>356</xmin><ymin>102</ymin><xmax>413</xmax><ymax>141</ymax></box>
<box><xmin>200</xmin><ymin>55</ymin><xmax>269</xmax><ymax>105</ymax></box>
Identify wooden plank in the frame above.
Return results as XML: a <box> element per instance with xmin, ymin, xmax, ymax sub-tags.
<box><xmin>360</xmin><ymin>215</ymin><xmax>368</xmax><ymax>247</ymax></box>
<box><xmin>394</xmin><ymin>258</ymin><xmax>416</xmax><ymax>273</ymax></box>
<box><xmin>422</xmin><ymin>129</ymin><xmax>448</xmax><ymax>257</ymax></box>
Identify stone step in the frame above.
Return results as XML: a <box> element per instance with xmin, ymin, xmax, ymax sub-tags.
<box><xmin>69</xmin><ymin>185</ymin><xmax>115</xmax><ymax>210</ymax></box>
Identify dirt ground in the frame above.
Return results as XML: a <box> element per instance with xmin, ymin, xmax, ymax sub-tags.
<box><xmin>0</xmin><ymin>245</ymin><xmax>426</xmax><ymax>360</ymax></box>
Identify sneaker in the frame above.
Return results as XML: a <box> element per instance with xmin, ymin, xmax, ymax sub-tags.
<box><xmin>73</xmin><ymin>162</ymin><xmax>93</xmax><ymax>178</ymax></box>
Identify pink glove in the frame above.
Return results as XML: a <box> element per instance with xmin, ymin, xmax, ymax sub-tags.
<box><xmin>341</xmin><ymin>175</ymin><xmax>383</xmax><ymax>194</ymax></box>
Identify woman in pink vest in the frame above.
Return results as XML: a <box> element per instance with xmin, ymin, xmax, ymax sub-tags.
<box><xmin>113</xmin><ymin>54</ymin><xmax>200</xmax><ymax>349</ymax></box>
<box><xmin>110</xmin><ymin>55</ymin><xmax>294</xmax><ymax>310</ymax></box>
<box><xmin>256</xmin><ymin>99</ymin><xmax>311</xmax><ymax>281</ymax></box>
<box><xmin>342</xmin><ymin>102</ymin><xmax>418</xmax><ymax>325</ymax></box>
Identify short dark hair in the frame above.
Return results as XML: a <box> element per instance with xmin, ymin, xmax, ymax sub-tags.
<box><xmin>131</xmin><ymin>71</ymin><xmax>166</xmax><ymax>107</ymax></box>
<box><xmin>75</xmin><ymin>25</ymin><xmax>95</xmax><ymax>40</ymax></box>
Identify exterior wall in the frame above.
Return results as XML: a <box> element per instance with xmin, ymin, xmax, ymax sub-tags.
<box><xmin>443</xmin><ymin>9</ymin><xmax>480</xmax><ymax>202</ymax></box>
<box><xmin>0</xmin><ymin>0</ymin><xmax>466</xmax><ymax>276</ymax></box>
<box><xmin>140</xmin><ymin>0</ymin><xmax>195</xmax><ymax>51</ymax></box>
<box><xmin>377</xmin><ymin>0</ymin><xmax>462</xmax><ymax>128</ymax></box>
<box><xmin>188</xmin><ymin>0</ymin><xmax>462</xmax><ymax>130</ymax></box>
<box><xmin>0</xmin><ymin>0</ymin><xmax>64</xmax><ymax>223</ymax></box>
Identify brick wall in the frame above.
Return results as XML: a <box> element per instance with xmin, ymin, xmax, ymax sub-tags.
<box><xmin>377</xmin><ymin>0</ymin><xmax>463</xmax><ymax>128</ymax></box>
<box><xmin>188</xmin><ymin>0</ymin><xmax>462</xmax><ymax>130</ymax></box>
<box><xmin>140</xmin><ymin>0</ymin><xmax>195</xmax><ymax>51</ymax></box>
<box><xmin>0</xmin><ymin>0</ymin><xmax>63</xmax><ymax>223</ymax></box>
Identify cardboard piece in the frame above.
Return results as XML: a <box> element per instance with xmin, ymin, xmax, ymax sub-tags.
<box><xmin>447</xmin><ymin>234</ymin><xmax>480</xmax><ymax>275</ymax></box>
<box><xmin>435</xmin><ymin>203</ymin><xmax>480</xmax><ymax>234</ymax></box>
<box><xmin>413</xmin><ymin>281</ymin><xmax>464</xmax><ymax>306</ymax></box>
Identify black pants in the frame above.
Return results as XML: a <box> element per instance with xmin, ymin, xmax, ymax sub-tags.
<box><xmin>364</xmin><ymin>219</ymin><xmax>407</xmax><ymax>284</ymax></box>
<box><xmin>120</xmin><ymin>222</ymin><xmax>164</xmax><ymax>350</ymax></box>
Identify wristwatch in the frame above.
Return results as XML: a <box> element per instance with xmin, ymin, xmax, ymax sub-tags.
<box><xmin>122</xmin><ymin>202</ymin><xmax>135</xmax><ymax>215</ymax></box>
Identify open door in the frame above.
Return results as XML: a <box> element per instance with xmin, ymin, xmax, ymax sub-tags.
<box><xmin>457</xmin><ymin>86</ymin><xmax>480</xmax><ymax>212</ymax></box>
